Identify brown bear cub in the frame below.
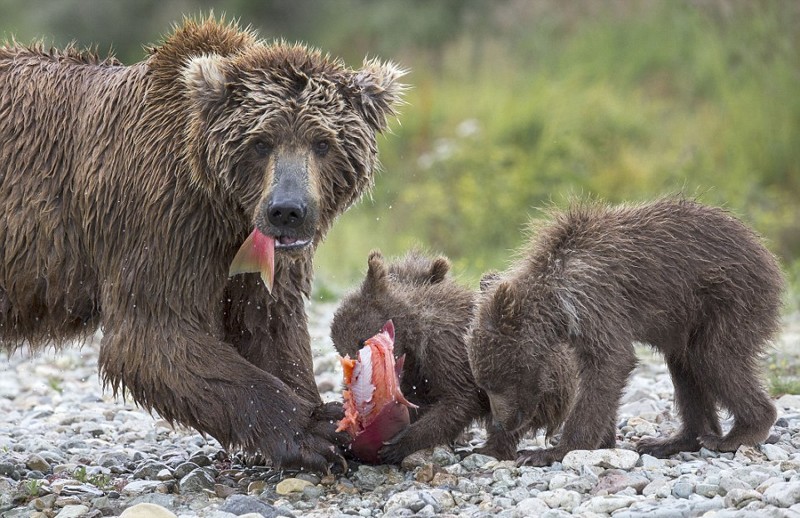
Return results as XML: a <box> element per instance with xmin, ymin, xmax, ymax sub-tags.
<box><xmin>0</xmin><ymin>17</ymin><xmax>404</xmax><ymax>471</ymax></box>
<box><xmin>468</xmin><ymin>197</ymin><xmax>784</xmax><ymax>466</ymax></box>
<box><xmin>331</xmin><ymin>250</ymin><xmax>575</xmax><ymax>463</ymax></box>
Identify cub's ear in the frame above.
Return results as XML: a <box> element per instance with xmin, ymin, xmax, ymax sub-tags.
<box><xmin>364</xmin><ymin>249</ymin><xmax>389</xmax><ymax>294</ymax></box>
<box><xmin>183</xmin><ymin>54</ymin><xmax>231</xmax><ymax>107</ymax></box>
<box><xmin>428</xmin><ymin>256</ymin><xmax>451</xmax><ymax>284</ymax></box>
<box><xmin>490</xmin><ymin>281</ymin><xmax>522</xmax><ymax>331</ymax></box>
<box><xmin>349</xmin><ymin>58</ymin><xmax>407</xmax><ymax>132</ymax></box>
<box><xmin>480</xmin><ymin>271</ymin><xmax>500</xmax><ymax>292</ymax></box>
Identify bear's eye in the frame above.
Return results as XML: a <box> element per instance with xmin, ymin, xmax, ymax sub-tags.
<box><xmin>253</xmin><ymin>140</ymin><xmax>272</xmax><ymax>157</ymax></box>
<box><xmin>313</xmin><ymin>139</ymin><xmax>330</xmax><ymax>156</ymax></box>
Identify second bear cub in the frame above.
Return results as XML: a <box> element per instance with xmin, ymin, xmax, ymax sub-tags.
<box><xmin>468</xmin><ymin>198</ymin><xmax>784</xmax><ymax>466</ymax></box>
<box><xmin>332</xmin><ymin>250</ymin><xmax>573</xmax><ymax>463</ymax></box>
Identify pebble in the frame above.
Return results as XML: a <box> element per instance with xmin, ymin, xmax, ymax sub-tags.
<box><xmin>179</xmin><ymin>468</ymin><xmax>216</xmax><ymax>493</ymax></box>
<box><xmin>218</xmin><ymin>494</ymin><xmax>279</xmax><ymax>516</ymax></box>
<box><xmin>562</xmin><ymin>448</ymin><xmax>641</xmax><ymax>469</ymax></box>
<box><xmin>275</xmin><ymin>477</ymin><xmax>313</xmax><ymax>495</ymax></box>
<box><xmin>763</xmin><ymin>480</ymin><xmax>800</xmax><ymax>507</ymax></box>
<box><xmin>0</xmin><ymin>304</ymin><xmax>799</xmax><ymax>517</ymax></box>
<box><xmin>119</xmin><ymin>503</ymin><xmax>177</xmax><ymax>518</ymax></box>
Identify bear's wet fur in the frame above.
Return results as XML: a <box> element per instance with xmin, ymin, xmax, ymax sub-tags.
<box><xmin>468</xmin><ymin>197</ymin><xmax>784</xmax><ymax>466</ymax></box>
<box><xmin>0</xmin><ymin>16</ymin><xmax>404</xmax><ymax>471</ymax></box>
<box><xmin>331</xmin><ymin>250</ymin><xmax>572</xmax><ymax>462</ymax></box>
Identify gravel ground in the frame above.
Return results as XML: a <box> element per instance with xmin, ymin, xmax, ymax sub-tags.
<box><xmin>2</xmin><ymin>303</ymin><xmax>800</xmax><ymax>518</ymax></box>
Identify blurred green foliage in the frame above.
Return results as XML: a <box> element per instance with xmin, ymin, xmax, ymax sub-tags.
<box><xmin>1</xmin><ymin>1</ymin><xmax>798</xmax><ymax>306</ymax></box>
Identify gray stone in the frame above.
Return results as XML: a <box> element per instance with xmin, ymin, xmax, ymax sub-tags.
<box><xmin>55</xmin><ymin>505</ymin><xmax>90</xmax><ymax>518</ymax></box>
<box><xmin>719</xmin><ymin>471</ymin><xmax>753</xmax><ymax>494</ymax></box>
<box><xmin>671</xmin><ymin>478</ymin><xmax>695</xmax><ymax>499</ymax></box>
<box><xmin>179</xmin><ymin>467</ymin><xmax>216</xmax><ymax>493</ymax></box>
<box><xmin>133</xmin><ymin>460</ymin><xmax>171</xmax><ymax>480</ymax></box>
<box><xmin>128</xmin><ymin>493</ymin><xmax>176</xmax><ymax>508</ymax></box>
<box><xmin>353</xmin><ymin>465</ymin><xmax>387</xmax><ymax>490</ymax></box>
<box><xmin>172</xmin><ymin>461</ymin><xmax>200</xmax><ymax>480</ymax></box>
<box><xmin>460</xmin><ymin>453</ymin><xmax>497</xmax><ymax>470</ymax></box>
<box><xmin>593</xmin><ymin>469</ymin><xmax>649</xmax><ymax>494</ymax></box>
<box><xmin>431</xmin><ymin>446</ymin><xmax>459</xmax><ymax>467</ymax></box>
<box><xmin>121</xmin><ymin>480</ymin><xmax>161</xmax><ymax>495</ymax></box>
<box><xmin>724</xmin><ymin>488</ymin><xmax>763</xmax><ymax>509</ymax></box>
<box><xmin>384</xmin><ymin>490</ymin><xmax>440</xmax><ymax>514</ymax></box>
<box><xmin>219</xmin><ymin>495</ymin><xmax>279</xmax><ymax>517</ymax></box>
<box><xmin>26</xmin><ymin>454</ymin><xmax>51</xmax><ymax>473</ymax></box>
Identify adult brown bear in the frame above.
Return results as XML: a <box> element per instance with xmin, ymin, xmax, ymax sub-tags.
<box><xmin>0</xmin><ymin>16</ymin><xmax>404</xmax><ymax>471</ymax></box>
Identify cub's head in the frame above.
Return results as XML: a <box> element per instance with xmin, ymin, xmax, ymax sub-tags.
<box><xmin>468</xmin><ymin>279</ymin><xmax>575</xmax><ymax>437</ymax></box>
<box><xmin>331</xmin><ymin>249</ymin><xmax>451</xmax><ymax>358</ymax></box>
<box><xmin>179</xmin><ymin>27</ymin><xmax>405</xmax><ymax>256</ymax></box>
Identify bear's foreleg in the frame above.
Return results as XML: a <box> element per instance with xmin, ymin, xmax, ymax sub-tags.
<box><xmin>223</xmin><ymin>274</ymin><xmax>325</xmax><ymax>407</ymax></box>
<box><xmin>99</xmin><ymin>322</ymin><xmax>347</xmax><ymax>472</ymax></box>
<box><xmin>518</xmin><ymin>341</ymin><xmax>636</xmax><ymax>467</ymax></box>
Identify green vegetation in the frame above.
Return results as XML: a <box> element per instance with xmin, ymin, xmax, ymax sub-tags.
<box><xmin>767</xmin><ymin>353</ymin><xmax>800</xmax><ymax>396</ymax></box>
<box><xmin>1</xmin><ymin>1</ymin><xmax>798</xmax><ymax>303</ymax></box>
<box><xmin>318</xmin><ymin>2</ymin><xmax>800</xmax><ymax>298</ymax></box>
<box><xmin>73</xmin><ymin>465</ymin><xmax>114</xmax><ymax>490</ymax></box>
<box><xmin>23</xmin><ymin>479</ymin><xmax>44</xmax><ymax>498</ymax></box>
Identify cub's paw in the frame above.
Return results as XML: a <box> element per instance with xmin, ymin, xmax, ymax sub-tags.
<box><xmin>698</xmin><ymin>433</ymin><xmax>741</xmax><ymax>453</ymax></box>
<box><xmin>516</xmin><ymin>447</ymin><xmax>565</xmax><ymax>467</ymax></box>
<box><xmin>473</xmin><ymin>444</ymin><xmax>515</xmax><ymax>461</ymax></box>
<box><xmin>378</xmin><ymin>428</ymin><xmax>412</xmax><ymax>465</ymax></box>
<box><xmin>636</xmin><ymin>434</ymin><xmax>700</xmax><ymax>458</ymax></box>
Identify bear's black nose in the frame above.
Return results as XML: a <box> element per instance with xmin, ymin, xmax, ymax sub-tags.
<box><xmin>268</xmin><ymin>200</ymin><xmax>307</xmax><ymax>229</ymax></box>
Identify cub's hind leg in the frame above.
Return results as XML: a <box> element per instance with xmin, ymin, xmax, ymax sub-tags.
<box><xmin>637</xmin><ymin>354</ymin><xmax>720</xmax><ymax>457</ymax></box>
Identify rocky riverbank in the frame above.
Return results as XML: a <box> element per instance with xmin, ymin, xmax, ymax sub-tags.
<box><xmin>2</xmin><ymin>304</ymin><xmax>800</xmax><ymax>517</ymax></box>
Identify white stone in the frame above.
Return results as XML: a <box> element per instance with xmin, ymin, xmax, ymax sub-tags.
<box><xmin>776</xmin><ymin>394</ymin><xmax>800</xmax><ymax>410</ymax></box>
<box><xmin>562</xmin><ymin>449</ymin><xmax>640</xmax><ymax>470</ymax></box>
<box><xmin>55</xmin><ymin>505</ymin><xmax>90</xmax><ymax>518</ymax></box>
<box><xmin>120</xmin><ymin>503</ymin><xmax>178</xmax><ymax>518</ymax></box>
<box><xmin>513</xmin><ymin>497</ymin><xmax>550</xmax><ymax>517</ymax></box>
<box><xmin>763</xmin><ymin>481</ymin><xmax>800</xmax><ymax>508</ymax></box>
<box><xmin>761</xmin><ymin>443</ymin><xmax>790</xmax><ymax>461</ymax></box>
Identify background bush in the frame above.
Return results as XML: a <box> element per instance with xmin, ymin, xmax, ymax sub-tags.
<box><xmin>2</xmin><ymin>0</ymin><xmax>798</xmax><ymax>308</ymax></box>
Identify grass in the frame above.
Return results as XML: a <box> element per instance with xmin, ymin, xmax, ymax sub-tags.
<box><xmin>315</xmin><ymin>2</ymin><xmax>800</xmax><ymax>299</ymax></box>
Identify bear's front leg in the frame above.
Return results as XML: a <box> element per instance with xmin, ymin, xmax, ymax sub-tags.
<box><xmin>223</xmin><ymin>273</ymin><xmax>324</xmax><ymax>407</ymax></box>
<box><xmin>99</xmin><ymin>321</ymin><xmax>347</xmax><ymax>472</ymax></box>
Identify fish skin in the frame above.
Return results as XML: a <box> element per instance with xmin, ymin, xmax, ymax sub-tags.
<box><xmin>228</xmin><ymin>228</ymin><xmax>275</xmax><ymax>292</ymax></box>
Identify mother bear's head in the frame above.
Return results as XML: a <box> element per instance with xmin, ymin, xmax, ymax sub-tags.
<box><xmin>176</xmin><ymin>27</ymin><xmax>405</xmax><ymax>256</ymax></box>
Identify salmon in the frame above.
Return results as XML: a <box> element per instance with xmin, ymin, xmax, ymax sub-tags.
<box><xmin>337</xmin><ymin>320</ymin><xmax>417</xmax><ymax>463</ymax></box>
<box><xmin>229</xmin><ymin>228</ymin><xmax>275</xmax><ymax>292</ymax></box>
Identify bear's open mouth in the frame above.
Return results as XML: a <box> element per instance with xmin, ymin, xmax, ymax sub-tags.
<box><xmin>274</xmin><ymin>235</ymin><xmax>312</xmax><ymax>250</ymax></box>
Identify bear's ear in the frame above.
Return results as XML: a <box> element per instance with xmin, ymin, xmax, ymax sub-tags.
<box><xmin>183</xmin><ymin>54</ymin><xmax>231</xmax><ymax>106</ymax></box>
<box><xmin>364</xmin><ymin>249</ymin><xmax>389</xmax><ymax>294</ymax></box>
<box><xmin>480</xmin><ymin>271</ymin><xmax>500</xmax><ymax>293</ymax></box>
<box><xmin>349</xmin><ymin>59</ymin><xmax>407</xmax><ymax>132</ymax></box>
<box><xmin>490</xmin><ymin>281</ymin><xmax>522</xmax><ymax>331</ymax></box>
<box><xmin>428</xmin><ymin>256</ymin><xmax>451</xmax><ymax>284</ymax></box>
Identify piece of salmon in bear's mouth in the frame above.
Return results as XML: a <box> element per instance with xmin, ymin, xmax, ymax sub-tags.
<box><xmin>274</xmin><ymin>235</ymin><xmax>312</xmax><ymax>250</ymax></box>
